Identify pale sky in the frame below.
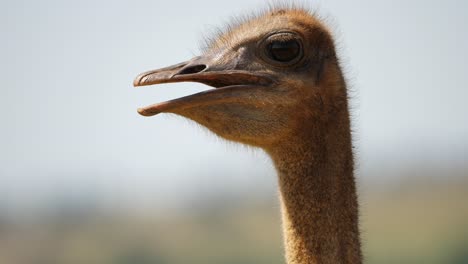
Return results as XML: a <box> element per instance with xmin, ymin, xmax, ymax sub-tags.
<box><xmin>1</xmin><ymin>0</ymin><xmax>467</xmax><ymax>213</ymax></box>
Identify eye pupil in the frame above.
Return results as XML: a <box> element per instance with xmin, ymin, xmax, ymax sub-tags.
<box><xmin>268</xmin><ymin>39</ymin><xmax>300</xmax><ymax>62</ymax></box>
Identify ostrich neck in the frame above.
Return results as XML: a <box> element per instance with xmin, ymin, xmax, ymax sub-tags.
<box><xmin>267</xmin><ymin>109</ymin><xmax>362</xmax><ymax>264</ymax></box>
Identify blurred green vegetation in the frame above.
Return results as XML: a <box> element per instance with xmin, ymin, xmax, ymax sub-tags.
<box><xmin>0</xmin><ymin>178</ymin><xmax>467</xmax><ymax>264</ymax></box>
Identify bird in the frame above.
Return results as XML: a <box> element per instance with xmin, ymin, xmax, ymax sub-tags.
<box><xmin>134</xmin><ymin>6</ymin><xmax>362</xmax><ymax>264</ymax></box>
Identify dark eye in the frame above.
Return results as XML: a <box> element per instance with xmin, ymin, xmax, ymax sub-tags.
<box><xmin>267</xmin><ymin>39</ymin><xmax>301</xmax><ymax>62</ymax></box>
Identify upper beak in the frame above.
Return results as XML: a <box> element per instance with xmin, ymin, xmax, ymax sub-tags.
<box><xmin>133</xmin><ymin>56</ymin><xmax>273</xmax><ymax>116</ymax></box>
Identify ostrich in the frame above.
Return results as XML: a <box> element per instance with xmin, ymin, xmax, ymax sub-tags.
<box><xmin>134</xmin><ymin>7</ymin><xmax>362</xmax><ymax>264</ymax></box>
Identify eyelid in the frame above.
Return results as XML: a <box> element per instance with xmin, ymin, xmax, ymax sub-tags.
<box><xmin>266</xmin><ymin>34</ymin><xmax>297</xmax><ymax>43</ymax></box>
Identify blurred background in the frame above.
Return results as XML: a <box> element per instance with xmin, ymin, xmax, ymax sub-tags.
<box><xmin>1</xmin><ymin>0</ymin><xmax>467</xmax><ymax>263</ymax></box>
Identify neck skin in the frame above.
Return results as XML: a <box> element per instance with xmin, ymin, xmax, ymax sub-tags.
<box><xmin>267</xmin><ymin>106</ymin><xmax>362</xmax><ymax>264</ymax></box>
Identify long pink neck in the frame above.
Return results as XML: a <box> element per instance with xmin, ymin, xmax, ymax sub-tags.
<box><xmin>267</xmin><ymin>107</ymin><xmax>362</xmax><ymax>264</ymax></box>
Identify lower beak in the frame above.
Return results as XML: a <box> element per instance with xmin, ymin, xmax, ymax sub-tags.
<box><xmin>133</xmin><ymin>58</ymin><xmax>273</xmax><ymax>116</ymax></box>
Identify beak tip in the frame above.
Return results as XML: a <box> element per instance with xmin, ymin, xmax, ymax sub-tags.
<box><xmin>137</xmin><ymin>108</ymin><xmax>156</xmax><ymax>117</ymax></box>
<box><xmin>133</xmin><ymin>77</ymin><xmax>142</xmax><ymax>87</ymax></box>
<box><xmin>137</xmin><ymin>108</ymin><xmax>147</xmax><ymax>116</ymax></box>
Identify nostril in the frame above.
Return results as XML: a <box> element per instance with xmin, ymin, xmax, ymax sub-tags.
<box><xmin>177</xmin><ymin>64</ymin><xmax>207</xmax><ymax>75</ymax></box>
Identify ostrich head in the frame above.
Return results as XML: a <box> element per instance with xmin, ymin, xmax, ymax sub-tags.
<box><xmin>134</xmin><ymin>8</ymin><xmax>345</xmax><ymax>150</ymax></box>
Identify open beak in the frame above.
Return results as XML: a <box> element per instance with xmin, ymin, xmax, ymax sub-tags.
<box><xmin>133</xmin><ymin>56</ymin><xmax>273</xmax><ymax>116</ymax></box>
